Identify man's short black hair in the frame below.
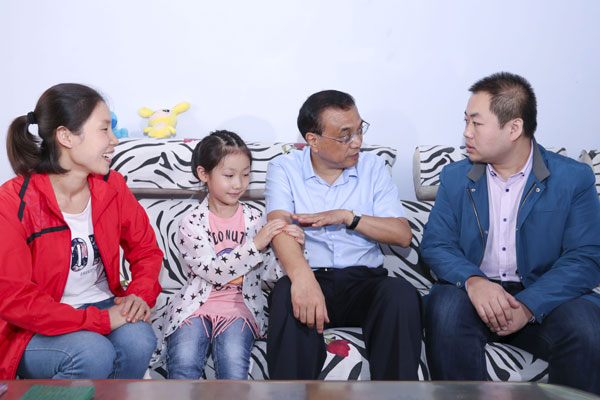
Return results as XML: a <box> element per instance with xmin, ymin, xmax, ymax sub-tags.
<box><xmin>469</xmin><ymin>72</ymin><xmax>537</xmax><ymax>138</ymax></box>
<box><xmin>297</xmin><ymin>90</ymin><xmax>356</xmax><ymax>139</ymax></box>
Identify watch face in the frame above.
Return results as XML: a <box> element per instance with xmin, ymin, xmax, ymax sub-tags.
<box><xmin>353</xmin><ymin>210</ymin><xmax>362</xmax><ymax>218</ymax></box>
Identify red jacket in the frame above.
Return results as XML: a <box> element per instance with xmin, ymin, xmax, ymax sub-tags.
<box><xmin>0</xmin><ymin>171</ymin><xmax>163</xmax><ymax>379</ymax></box>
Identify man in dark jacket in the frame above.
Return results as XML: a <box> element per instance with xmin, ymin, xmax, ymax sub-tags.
<box><xmin>421</xmin><ymin>72</ymin><xmax>600</xmax><ymax>394</ymax></box>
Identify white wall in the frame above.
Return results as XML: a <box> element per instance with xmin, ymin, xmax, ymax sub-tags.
<box><xmin>2</xmin><ymin>0</ymin><xmax>599</xmax><ymax>199</ymax></box>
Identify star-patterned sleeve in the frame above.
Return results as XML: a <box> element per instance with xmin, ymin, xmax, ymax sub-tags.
<box><xmin>177</xmin><ymin>214</ymin><xmax>264</xmax><ymax>286</ymax></box>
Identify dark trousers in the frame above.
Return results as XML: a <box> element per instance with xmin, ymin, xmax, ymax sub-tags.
<box><xmin>424</xmin><ymin>282</ymin><xmax>600</xmax><ymax>394</ymax></box>
<box><xmin>267</xmin><ymin>266</ymin><xmax>422</xmax><ymax>380</ymax></box>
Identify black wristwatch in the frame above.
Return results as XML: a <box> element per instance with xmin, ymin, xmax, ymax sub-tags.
<box><xmin>347</xmin><ymin>210</ymin><xmax>362</xmax><ymax>230</ymax></box>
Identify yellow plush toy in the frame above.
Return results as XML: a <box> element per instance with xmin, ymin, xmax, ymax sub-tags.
<box><xmin>138</xmin><ymin>102</ymin><xmax>190</xmax><ymax>138</ymax></box>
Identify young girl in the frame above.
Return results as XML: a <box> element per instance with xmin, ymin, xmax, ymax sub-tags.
<box><xmin>152</xmin><ymin>131</ymin><xmax>303</xmax><ymax>379</ymax></box>
<box><xmin>0</xmin><ymin>83</ymin><xmax>163</xmax><ymax>379</ymax></box>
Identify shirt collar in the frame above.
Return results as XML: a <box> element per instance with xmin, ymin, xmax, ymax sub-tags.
<box><xmin>302</xmin><ymin>146</ymin><xmax>317</xmax><ymax>181</ymax></box>
<box><xmin>302</xmin><ymin>146</ymin><xmax>359</xmax><ymax>184</ymax></box>
<box><xmin>487</xmin><ymin>140</ymin><xmax>534</xmax><ymax>180</ymax></box>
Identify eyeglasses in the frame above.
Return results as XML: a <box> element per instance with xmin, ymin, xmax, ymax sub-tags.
<box><xmin>318</xmin><ymin>120</ymin><xmax>370</xmax><ymax>145</ymax></box>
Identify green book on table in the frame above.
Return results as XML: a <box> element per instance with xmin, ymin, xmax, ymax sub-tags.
<box><xmin>19</xmin><ymin>385</ymin><xmax>94</xmax><ymax>400</ymax></box>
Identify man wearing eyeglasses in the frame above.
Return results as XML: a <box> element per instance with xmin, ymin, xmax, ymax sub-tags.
<box><xmin>264</xmin><ymin>90</ymin><xmax>421</xmax><ymax>380</ymax></box>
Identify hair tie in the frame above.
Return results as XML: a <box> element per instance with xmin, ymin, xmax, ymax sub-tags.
<box><xmin>27</xmin><ymin>112</ymin><xmax>37</xmax><ymax>125</ymax></box>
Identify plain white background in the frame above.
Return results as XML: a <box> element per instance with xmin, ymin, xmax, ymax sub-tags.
<box><xmin>1</xmin><ymin>0</ymin><xmax>599</xmax><ymax>199</ymax></box>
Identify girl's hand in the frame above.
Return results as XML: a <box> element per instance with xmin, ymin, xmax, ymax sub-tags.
<box><xmin>254</xmin><ymin>219</ymin><xmax>286</xmax><ymax>251</ymax></box>
<box><xmin>282</xmin><ymin>224</ymin><xmax>305</xmax><ymax>247</ymax></box>
<box><xmin>114</xmin><ymin>294</ymin><xmax>151</xmax><ymax>323</ymax></box>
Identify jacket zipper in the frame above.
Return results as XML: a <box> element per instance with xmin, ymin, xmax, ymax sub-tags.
<box><xmin>513</xmin><ymin>182</ymin><xmax>537</xmax><ymax>283</ymax></box>
<box><xmin>467</xmin><ymin>188</ymin><xmax>486</xmax><ymax>266</ymax></box>
<box><xmin>517</xmin><ymin>183</ymin><xmax>537</xmax><ymax>216</ymax></box>
<box><xmin>466</xmin><ymin>182</ymin><xmax>537</xmax><ymax>271</ymax></box>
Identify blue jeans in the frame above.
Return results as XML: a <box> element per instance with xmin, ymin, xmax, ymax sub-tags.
<box><xmin>17</xmin><ymin>297</ymin><xmax>156</xmax><ymax>379</ymax></box>
<box><xmin>167</xmin><ymin>317</ymin><xmax>254</xmax><ymax>379</ymax></box>
<box><xmin>424</xmin><ymin>283</ymin><xmax>600</xmax><ymax>394</ymax></box>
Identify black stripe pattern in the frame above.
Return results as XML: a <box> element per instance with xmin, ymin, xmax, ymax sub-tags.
<box><xmin>26</xmin><ymin>225</ymin><xmax>69</xmax><ymax>244</ymax></box>
<box><xmin>17</xmin><ymin>176</ymin><xmax>31</xmax><ymax>221</ymax></box>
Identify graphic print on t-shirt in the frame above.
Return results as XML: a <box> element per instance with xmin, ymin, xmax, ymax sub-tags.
<box><xmin>208</xmin><ymin>206</ymin><xmax>247</xmax><ymax>287</ymax></box>
<box><xmin>211</xmin><ymin>229</ymin><xmax>246</xmax><ymax>249</ymax></box>
<box><xmin>217</xmin><ymin>247</ymin><xmax>233</xmax><ymax>258</ymax></box>
<box><xmin>61</xmin><ymin>199</ymin><xmax>112</xmax><ymax>308</ymax></box>
<box><xmin>70</xmin><ymin>234</ymin><xmax>104</xmax><ymax>282</ymax></box>
<box><xmin>71</xmin><ymin>238</ymin><xmax>88</xmax><ymax>272</ymax></box>
<box><xmin>89</xmin><ymin>235</ymin><xmax>102</xmax><ymax>267</ymax></box>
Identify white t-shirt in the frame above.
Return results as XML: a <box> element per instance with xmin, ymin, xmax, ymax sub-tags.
<box><xmin>60</xmin><ymin>198</ymin><xmax>112</xmax><ymax>308</ymax></box>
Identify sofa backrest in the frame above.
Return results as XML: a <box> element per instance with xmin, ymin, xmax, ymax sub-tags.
<box><xmin>111</xmin><ymin>139</ymin><xmax>396</xmax><ymax>196</ymax></box>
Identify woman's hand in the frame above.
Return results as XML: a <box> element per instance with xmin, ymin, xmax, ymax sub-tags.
<box><xmin>108</xmin><ymin>304</ymin><xmax>128</xmax><ymax>331</ymax></box>
<box><xmin>114</xmin><ymin>294</ymin><xmax>151</xmax><ymax>323</ymax></box>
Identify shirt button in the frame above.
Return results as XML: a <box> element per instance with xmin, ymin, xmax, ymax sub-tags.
<box><xmin>536</xmin><ymin>188</ymin><xmax>541</xmax><ymax>193</ymax></box>
<box><xmin>503</xmin><ymin>218</ymin><xmax>507</xmax><ymax>222</ymax></box>
<box><xmin>502</xmin><ymin>247</ymin><xmax>506</xmax><ymax>251</ymax></box>
<box><xmin>502</xmin><ymin>273</ymin><xmax>506</xmax><ymax>277</ymax></box>
<box><xmin>505</xmin><ymin>189</ymin><xmax>510</xmax><ymax>192</ymax></box>
<box><xmin>457</xmin><ymin>281</ymin><xmax>462</xmax><ymax>287</ymax></box>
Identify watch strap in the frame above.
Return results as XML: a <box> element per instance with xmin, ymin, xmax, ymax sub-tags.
<box><xmin>347</xmin><ymin>212</ymin><xmax>361</xmax><ymax>230</ymax></box>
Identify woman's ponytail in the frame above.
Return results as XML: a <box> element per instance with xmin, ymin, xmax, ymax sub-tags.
<box><xmin>6</xmin><ymin>115</ymin><xmax>42</xmax><ymax>176</ymax></box>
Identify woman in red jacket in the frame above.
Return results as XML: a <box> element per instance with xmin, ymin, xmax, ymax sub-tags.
<box><xmin>0</xmin><ymin>83</ymin><xmax>163</xmax><ymax>379</ymax></box>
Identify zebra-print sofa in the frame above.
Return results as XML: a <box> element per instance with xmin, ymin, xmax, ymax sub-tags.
<box><xmin>113</xmin><ymin>138</ymin><xmax>429</xmax><ymax>380</ymax></box>
<box><xmin>113</xmin><ymin>139</ymin><xmax>597</xmax><ymax>382</ymax></box>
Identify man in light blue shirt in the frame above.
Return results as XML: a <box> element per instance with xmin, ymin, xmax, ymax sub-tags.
<box><xmin>265</xmin><ymin>90</ymin><xmax>421</xmax><ymax>380</ymax></box>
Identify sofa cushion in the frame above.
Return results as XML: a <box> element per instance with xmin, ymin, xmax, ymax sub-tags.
<box><xmin>141</xmin><ymin>197</ymin><xmax>434</xmax><ymax>380</ymax></box>
<box><xmin>133</xmin><ymin>196</ymin><xmax>548</xmax><ymax>382</ymax></box>
<box><xmin>381</xmin><ymin>200</ymin><xmax>435</xmax><ymax>296</ymax></box>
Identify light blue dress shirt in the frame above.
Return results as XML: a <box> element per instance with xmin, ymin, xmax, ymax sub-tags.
<box><xmin>265</xmin><ymin>147</ymin><xmax>406</xmax><ymax>269</ymax></box>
